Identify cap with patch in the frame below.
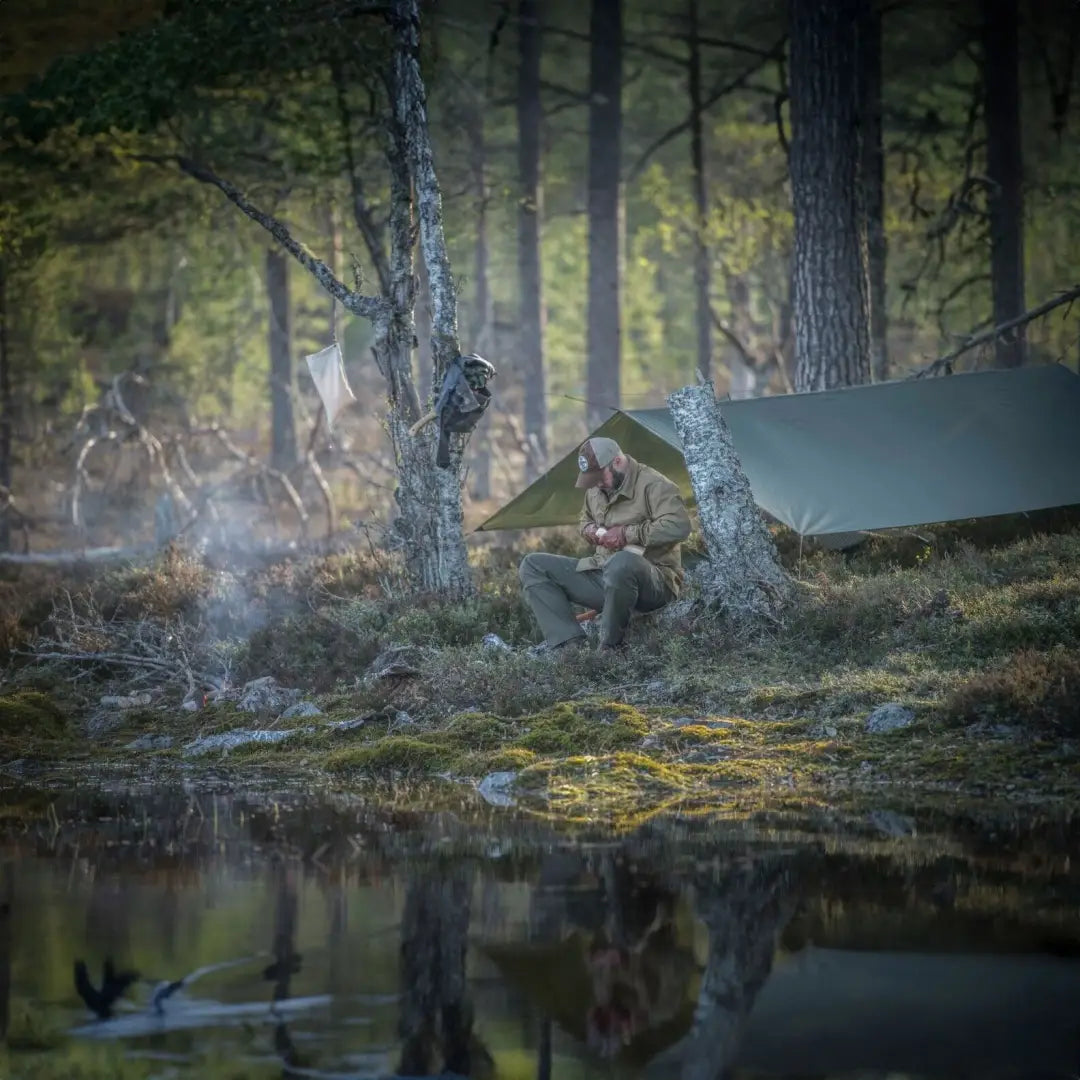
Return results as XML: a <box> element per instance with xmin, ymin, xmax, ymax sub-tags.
<box><xmin>575</xmin><ymin>437</ymin><xmax>621</xmax><ymax>489</ymax></box>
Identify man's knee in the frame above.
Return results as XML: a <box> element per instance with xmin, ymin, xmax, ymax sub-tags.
<box><xmin>519</xmin><ymin>552</ymin><xmax>547</xmax><ymax>588</ymax></box>
<box><xmin>602</xmin><ymin>550</ymin><xmax>641</xmax><ymax>587</ymax></box>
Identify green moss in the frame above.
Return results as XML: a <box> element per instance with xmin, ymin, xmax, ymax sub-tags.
<box><xmin>325</xmin><ymin>736</ymin><xmax>444</xmax><ymax>773</ymax></box>
<box><xmin>516</xmin><ymin>701</ymin><xmax>649</xmax><ymax>754</ymax></box>
<box><xmin>0</xmin><ymin>691</ymin><xmax>69</xmax><ymax>738</ymax></box>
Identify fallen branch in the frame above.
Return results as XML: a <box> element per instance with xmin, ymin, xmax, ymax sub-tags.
<box><xmin>912</xmin><ymin>283</ymin><xmax>1080</xmax><ymax>378</ymax></box>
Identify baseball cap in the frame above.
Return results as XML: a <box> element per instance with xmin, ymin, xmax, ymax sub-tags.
<box><xmin>575</xmin><ymin>437</ymin><xmax>621</xmax><ymax>489</ymax></box>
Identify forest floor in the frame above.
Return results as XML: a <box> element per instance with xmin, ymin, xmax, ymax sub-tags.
<box><xmin>1</xmin><ymin>511</ymin><xmax>1079</xmax><ymax>829</ymax></box>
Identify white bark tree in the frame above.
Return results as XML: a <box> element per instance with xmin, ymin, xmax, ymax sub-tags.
<box><xmin>175</xmin><ymin>0</ymin><xmax>472</xmax><ymax>595</ymax></box>
<box><xmin>667</xmin><ymin>380</ymin><xmax>789</xmax><ymax>625</ymax></box>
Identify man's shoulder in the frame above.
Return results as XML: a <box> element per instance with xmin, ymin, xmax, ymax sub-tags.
<box><xmin>638</xmin><ymin>462</ymin><xmax>680</xmax><ymax>492</ymax></box>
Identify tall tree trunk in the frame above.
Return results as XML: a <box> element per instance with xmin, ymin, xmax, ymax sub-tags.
<box><xmin>861</xmin><ymin>1</ymin><xmax>888</xmax><ymax>382</ymax></box>
<box><xmin>518</xmin><ymin>0</ymin><xmax>548</xmax><ymax>477</ymax></box>
<box><xmin>266</xmin><ymin>248</ymin><xmax>297</xmax><ymax>470</ymax></box>
<box><xmin>789</xmin><ymin>0</ymin><xmax>871</xmax><ymax>391</ymax></box>
<box><xmin>0</xmin><ymin>263</ymin><xmax>11</xmax><ymax>553</ymax></box>
<box><xmin>586</xmin><ymin>0</ymin><xmax>623</xmax><ymax>431</ymax></box>
<box><xmin>415</xmin><ymin>238</ymin><xmax>434</xmax><ymax>405</ymax></box>
<box><xmin>982</xmin><ymin>0</ymin><xmax>1026</xmax><ymax>368</ymax></box>
<box><xmin>390</xmin><ymin>0</ymin><xmax>472</xmax><ymax>596</ymax></box>
<box><xmin>688</xmin><ymin>0</ymin><xmax>713</xmax><ymax>381</ymax></box>
<box><xmin>469</xmin><ymin>96</ymin><xmax>495</xmax><ymax>500</ymax></box>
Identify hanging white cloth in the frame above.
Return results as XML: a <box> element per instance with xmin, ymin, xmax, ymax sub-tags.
<box><xmin>304</xmin><ymin>342</ymin><xmax>355</xmax><ymax>429</ymax></box>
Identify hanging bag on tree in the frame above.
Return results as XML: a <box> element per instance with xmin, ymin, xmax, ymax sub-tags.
<box><xmin>410</xmin><ymin>353</ymin><xmax>496</xmax><ymax>467</ymax></box>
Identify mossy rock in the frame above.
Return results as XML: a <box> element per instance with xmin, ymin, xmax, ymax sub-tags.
<box><xmin>325</xmin><ymin>736</ymin><xmax>444</xmax><ymax>773</ymax></box>
<box><xmin>0</xmin><ymin>691</ymin><xmax>69</xmax><ymax>738</ymax></box>
<box><xmin>516</xmin><ymin>701</ymin><xmax>649</xmax><ymax>754</ymax></box>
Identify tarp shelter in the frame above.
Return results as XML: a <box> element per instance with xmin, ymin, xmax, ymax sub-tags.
<box><xmin>478</xmin><ymin>363</ymin><xmax>1080</xmax><ymax>539</ymax></box>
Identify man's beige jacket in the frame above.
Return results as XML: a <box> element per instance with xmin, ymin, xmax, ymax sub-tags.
<box><xmin>576</xmin><ymin>455</ymin><xmax>692</xmax><ymax>595</ymax></box>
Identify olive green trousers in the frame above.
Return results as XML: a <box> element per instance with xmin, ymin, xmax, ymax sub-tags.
<box><xmin>518</xmin><ymin>551</ymin><xmax>673</xmax><ymax>648</ymax></box>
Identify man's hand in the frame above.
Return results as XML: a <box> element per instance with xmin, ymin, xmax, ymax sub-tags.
<box><xmin>583</xmin><ymin>523</ymin><xmax>603</xmax><ymax>545</ymax></box>
<box><xmin>598</xmin><ymin>524</ymin><xmax>628</xmax><ymax>550</ymax></box>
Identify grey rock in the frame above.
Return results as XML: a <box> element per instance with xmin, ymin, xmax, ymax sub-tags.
<box><xmin>237</xmin><ymin>676</ymin><xmax>302</xmax><ymax>714</ymax></box>
<box><xmin>126</xmin><ymin>734</ymin><xmax>174</xmax><ymax>751</ymax></box>
<box><xmin>182</xmin><ymin>727</ymin><xmax>312</xmax><ymax>757</ymax></box>
<box><xmin>329</xmin><ymin>716</ymin><xmax>368</xmax><ymax>734</ymax></box>
<box><xmin>100</xmin><ymin>692</ymin><xmax>152</xmax><ymax>709</ymax></box>
<box><xmin>867</xmin><ymin>809</ymin><xmax>917</xmax><ymax>837</ymax></box>
<box><xmin>481</xmin><ymin>633</ymin><xmax>512</xmax><ymax>652</ymax></box>
<box><xmin>865</xmin><ymin>702</ymin><xmax>916</xmax><ymax>734</ymax></box>
<box><xmin>808</xmin><ymin>721</ymin><xmax>838</xmax><ymax>738</ymax></box>
<box><xmin>477</xmin><ymin>771</ymin><xmax>518</xmax><ymax>808</ymax></box>
<box><xmin>280</xmin><ymin>701</ymin><xmax>323</xmax><ymax>719</ymax></box>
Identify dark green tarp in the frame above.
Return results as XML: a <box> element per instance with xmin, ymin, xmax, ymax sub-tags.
<box><xmin>478</xmin><ymin>364</ymin><xmax>1080</xmax><ymax>537</ymax></box>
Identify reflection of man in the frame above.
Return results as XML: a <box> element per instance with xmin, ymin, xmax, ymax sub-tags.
<box><xmin>519</xmin><ymin>438</ymin><xmax>692</xmax><ymax>653</ymax></box>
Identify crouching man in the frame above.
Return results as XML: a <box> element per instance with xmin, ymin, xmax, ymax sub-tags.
<box><xmin>519</xmin><ymin>437</ymin><xmax>692</xmax><ymax>653</ymax></box>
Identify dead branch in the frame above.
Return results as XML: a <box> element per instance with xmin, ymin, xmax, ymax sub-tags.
<box><xmin>912</xmin><ymin>284</ymin><xmax>1080</xmax><ymax>378</ymax></box>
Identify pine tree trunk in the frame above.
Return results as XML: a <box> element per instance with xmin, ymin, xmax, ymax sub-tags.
<box><xmin>390</xmin><ymin>0</ymin><xmax>472</xmax><ymax>596</ymax></box>
<box><xmin>860</xmin><ymin>1</ymin><xmax>888</xmax><ymax>382</ymax></box>
<box><xmin>586</xmin><ymin>0</ymin><xmax>623</xmax><ymax>431</ymax></box>
<box><xmin>982</xmin><ymin>0</ymin><xmax>1026</xmax><ymax>368</ymax></box>
<box><xmin>667</xmin><ymin>381</ymin><xmax>789</xmax><ymax>624</ymax></box>
<box><xmin>327</xmin><ymin>201</ymin><xmax>344</xmax><ymax>345</ymax></box>
<box><xmin>518</xmin><ymin>0</ymin><xmax>548</xmax><ymax>478</ymax></box>
<box><xmin>688</xmin><ymin>0</ymin><xmax>712</xmax><ymax>381</ymax></box>
<box><xmin>0</xmin><ymin>263</ymin><xmax>11</xmax><ymax>553</ymax></box>
<box><xmin>266</xmin><ymin>248</ymin><xmax>297</xmax><ymax>471</ymax></box>
<box><xmin>790</xmin><ymin>0</ymin><xmax>871</xmax><ymax>392</ymax></box>
<box><xmin>469</xmin><ymin>95</ymin><xmax>494</xmax><ymax>501</ymax></box>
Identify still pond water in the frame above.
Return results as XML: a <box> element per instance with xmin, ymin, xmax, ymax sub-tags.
<box><xmin>0</xmin><ymin>781</ymin><xmax>1078</xmax><ymax>1080</ymax></box>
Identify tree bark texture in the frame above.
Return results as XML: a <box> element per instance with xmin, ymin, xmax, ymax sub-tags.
<box><xmin>860</xmin><ymin>1</ymin><xmax>888</xmax><ymax>382</ymax></box>
<box><xmin>0</xmin><ymin>263</ymin><xmax>11</xmax><ymax>552</ymax></box>
<box><xmin>982</xmin><ymin>0</ymin><xmax>1026</xmax><ymax>368</ymax></box>
<box><xmin>518</xmin><ymin>0</ymin><xmax>548</xmax><ymax>479</ymax></box>
<box><xmin>389</xmin><ymin>0</ymin><xmax>472</xmax><ymax>596</ymax></box>
<box><xmin>469</xmin><ymin>92</ymin><xmax>494</xmax><ymax>500</ymax></box>
<box><xmin>327</xmin><ymin>201</ymin><xmax>345</xmax><ymax>346</ymax></box>
<box><xmin>789</xmin><ymin>0</ymin><xmax>872</xmax><ymax>392</ymax></box>
<box><xmin>415</xmin><ymin>236</ymin><xmax>434</xmax><ymax>405</ymax></box>
<box><xmin>398</xmin><ymin>871</ymin><xmax>476</xmax><ymax>1076</ymax></box>
<box><xmin>688</xmin><ymin>0</ymin><xmax>713</xmax><ymax>381</ymax></box>
<box><xmin>680</xmin><ymin>858</ymin><xmax>798</xmax><ymax>1080</ymax></box>
<box><xmin>586</xmin><ymin>0</ymin><xmax>623</xmax><ymax>431</ymax></box>
<box><xmin>668</xmin><ymin>381</ymin><xmax>789</xmax><ymax>624</ymax></box>
<box><xmin>266</xmin><ymin>248</ymin><xmax>297</xmax><ymax>472</ymax></box>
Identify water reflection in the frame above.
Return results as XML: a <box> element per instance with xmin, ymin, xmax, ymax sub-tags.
<box><xmin>0</xmin><ymin>785</ymin><xmax>1078</xmax><ymax>1079</ymax></box>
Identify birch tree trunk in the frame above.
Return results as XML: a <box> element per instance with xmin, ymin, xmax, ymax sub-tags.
<box><xmin>789</xmin><ymin>0</ymin><xmax>872</xmax><ymax>392</ymax></box>
<box><xmin>518</xmin><ymin>0</ymin><xmax>548</xmax><ymax>479</ymax></box>
<box><xmin>585</xmin><ymin>0</ymin><xmax>623</xmax><ymax>431</ymax></box>
<box><xmin>390</xmin><ymin>0</ymin><xmax>472</xmax><ymax>596</ymax></box>
<box><xmin>668</xmin><ymin>381</ymin><xmax>789</xmax><ymax>624</ymax></box>
<box><xmin>982</xmin><ymin>0</ymin><xmax>1026</xmax><ymax>368</ymax></box>
<box><xmin>175</xmin><ymin>2</ymin><xmax>474</xmax><ymax>596</ymax></box>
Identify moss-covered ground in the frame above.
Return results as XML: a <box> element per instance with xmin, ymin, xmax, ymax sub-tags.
<box><xmin>2</xmin><ymin>512</ymin><xmax>1079</xmax><ymax>824</ymax></box>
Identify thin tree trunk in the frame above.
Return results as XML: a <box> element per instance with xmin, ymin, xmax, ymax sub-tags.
<box><xmin>688</xmin><ymin>0</ymin><xmax>713</xmax><ymax>381</ymax></box>
<box><xmin>0</xmin><ymin>262</ymin><xmax>11</xmax><ymax>553</ymax></box>
<box><xmin>667</xmin><ymin>380</ymin><xmax>789</xmax><ymax>624</ymax></box>
<box><xmin>415</xmin><ymin>238</ymin><xmax>434</xmax><ymax>405</ymax></box>
<box><xmin>390</xmin><ymin>0</ymin><xmax>472</xmax><ymax>596</ymax></box>
<box><xmin>789</xmin><ymin>0</ymin><xmax>871</xmax><ymax>391</ymax></box>
<box><xmin>469</xmin><ymin>96</ymin><xmax>494</xmax><ymax>500</ymax></box>
<box><xmin>982</xmin><ymin>0</ymin><xmax>1026</xmax><ymax>368</ymax></box>
<box><xmin>861</xmin><ymin>1</ymin><xmax>888</xmax><ymax>382</ymax></box>
<box><xmin>586</xmin><ymin>0</ymin><xmax>623</xmax><ymax>431</ymax></box>
<box><xmin>266</xmin><ymin>248</ymin><xmax>297</xmax><ymax>471</ymax></box>
<box><xmin>518</xmin><ymin>0</ymin><xmax>548</xmax><ymax>478</ymax></box>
